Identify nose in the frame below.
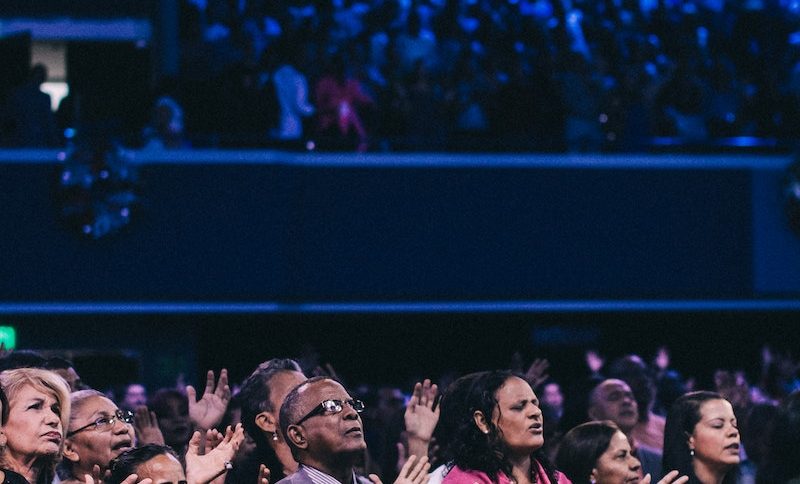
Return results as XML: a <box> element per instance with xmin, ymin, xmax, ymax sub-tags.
<box><xmin>45</xmin><ymin>409</ymin><xmax>60</xmax><ymax>426</ymax></box>
<box><xmin>341</xmin><ymin>402</ymin><xmax>359</xmax><ymax>420</ymax></box>
<box><xmin>528</xmin><ymin>403</ymin><xmax>542</xmax><ymax>419</ymax></box>
<box><xmin>628</xmin><ymin>455</ymin><xmax>641</xmax><ymax>473</ymax></box>
<box><xmin>112</xmin><ymin>417</ymin><xmax>130</xmax><ymax>433</ymax></box>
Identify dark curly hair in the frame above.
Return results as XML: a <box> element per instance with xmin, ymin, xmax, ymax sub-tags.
<box><xmin>445</xmin><ymin>370</ymin><xmax>558</xmax><ymax>484</ymax></box>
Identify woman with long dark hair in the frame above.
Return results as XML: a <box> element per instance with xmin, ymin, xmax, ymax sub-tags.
<box><xmin>441</xmin><ymin>370</ymin><xmax>569</xmax><ymax>484</ymax></box>
<box><xmin>662</xmin><ymin>392</ymin><xmax>740</xmax><ymax>484</ymax></box>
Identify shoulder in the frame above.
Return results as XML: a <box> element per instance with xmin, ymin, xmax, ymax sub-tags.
<box><xmin>0</xmin><ymin>469</ymin><xmax>30</xmax><ymax>484</ymax></box>
<box><xmin>276</xmin><ymin>469</ymin><xmax>313</xmax><ymax>484</ymax></box>
<box><xmin>442</xmin><ymin>466</ymin><xmax>495</xmax><ymax>484</ymax></box>
<box><xmin>532</xmin><ymin>461</ymin><xmax>572</xmax><ymax>484</ymax></box>
<box><xmin>355</xmin><ymin>475</ymin><xmax>373</xmax><ymax>484</ymax></box>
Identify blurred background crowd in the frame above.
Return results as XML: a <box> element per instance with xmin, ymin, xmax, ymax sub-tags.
<box><xmin>3</xmin><ymin>0</ymin><xmax>800</xmax><ymax>152</ymax></box>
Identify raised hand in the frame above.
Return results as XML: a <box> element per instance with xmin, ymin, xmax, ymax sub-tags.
<box><xmin>585</xmin><ymin>350</ymin><xmax>604</xmax><ymax>374</ymax></box>
<box><xmin>393</xmin><ymin>455</ymin><xmax>430</xmax><ymax>484</ymax></box>
<box><xmin>654</xmin><ymin>346</ymin><xmax>670</xmax><ymax>371</ymax></box>
<box><xmin>404</xmin><ymin>379</ymin><xmax>439</xmax><ymax>442</ymax></box>
<box><xmin>641</xmin><ymin>470</ymin><xmax>689</xmax><ymax>484</ymax></box>
<box><xmin>524</xmin><ymin>358</ymin><xmax>550</xmax><ymax>389</ymax></box>
<box><xmin>185</xmin><ymin>424</ymin><xmax>245</xmax><ymax>484</ymax></box>
<box><xmin>187</xmin><ymin>369</ymin><xmax>231</xmax><ymax>431</ymax></box>
<box><xmin>83</xmin><ymin>471</ymin><xmax>153</xmax><ymax>484</ymax></box>
<box><xmin>257</xmin><ymin>464</ymin><xmax>271</xmax><ymax>484</ymax></box>
<box><xmin>134</xmin><ymin>405</ymin><xmax>165</xmax><ymax>445</ymax></box>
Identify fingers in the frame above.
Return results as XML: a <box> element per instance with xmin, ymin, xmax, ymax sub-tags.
<box><xmin>641</xmin><ymin>474</ymin><xmax>651</xmax><ymax>484</ymax></box>
<box><xmin>120</xmin><ymin>474</ymin><xmax>153</xmax><ymax>484</ymax></box>
<box><xmin>186</xmin><ymin>385</ymin><xmax>197</xmax><ymax>403</ymax></box>
<box><xmin>368</xmin><ymin>474</ymin><xmax>383</xmax><ymax>484</ymax></box>
<box><xmin>419</xmin><ymin>380</ymin><xmax>430</xmax><ymax>407</ymax></box>
<box><xmin>83</xmin><ymin>474</ymin><xmax>95</xmax><ymax>484</ymax></box>
<box><xmin>231</xmin><ymin>423</ymin><xmax>245</xmax><ymax>450</ymax></box>
<box><xmin>187</xmin><ymin>430</ymin><xmax>203</xmax><ymax>455</ymax></box>
<box><xmin>205</xmin><ymin>428</ymin><xmax>219</xmax><ymax>451</ymax></box>
<box><xmin>203</xmin><ymin>369</ymin><xmax>216</xmax><ymax>395</ymax></box>
<box><xmin>404</xmin><ymin>455</ymin><xmax>429</xmax><ymax>483</ymax></box>
<box><xmin>409</xmin><ymin>382</ymin><xmax>422</xmax><ymax>408</ymax></box>
<box><xmin>91</xmin><ymin>464</ymin><xmax>103</xmax><ymax>481</ymax></box>
<box><xmin>258</xmin><ymin>464</ymin><xmax>271</xmax><ymax>484</ymax></box>
<box><xmin>215</xmin><ymin>369</ymin><xmax>230</xmax><ymax>399</ymax></box>
<box><xmin>657</xmin><ymin>470</ymin><xmax>690</xmax><ymax>484</ymax></box>
<box><xmin>398</xmin><ymin>454</ymin><xmax>418</xmax><ymax>476</ymax></box>
<box><xmin>134</xmin><ymin>405</ymin><xmax>152</xmax><ymax>427</ymax></box>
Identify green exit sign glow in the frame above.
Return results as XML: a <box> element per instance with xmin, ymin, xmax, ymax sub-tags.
<box><xmin>0</xmin><ymin>326</ymin><xmax>16</xmax><ymax>350</ymax></box>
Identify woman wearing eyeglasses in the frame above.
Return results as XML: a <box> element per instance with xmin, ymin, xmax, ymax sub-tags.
<box><xmin>57</xmin><ymin>390</ymin><xmax>136</xmax><ymax>483</ymax></box>
<box><xmin>0</xmin><ymin>368</ymin><xmax>71</xmax><ymax>484</ymax></box>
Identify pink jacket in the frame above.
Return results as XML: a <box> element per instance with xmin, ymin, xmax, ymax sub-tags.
<box><xmin>442</xmin><ymin>462</ymin><xmax>571</xmax><ymax>484</ymax></box>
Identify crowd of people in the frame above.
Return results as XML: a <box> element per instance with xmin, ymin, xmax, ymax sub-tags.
<box><xmin>144</xmin><ymin>0</ymin><xmax>800</xmax><ymax>152</ymax></box>
<box><xmin>4</xmin><ymin>0</ymin><xmax>800</xmax><ymax>152</ymax></box>
<box><xmin>0</xmin><ymin>344</ymin><xmax>798</xmax><ymax>484</ymax></box>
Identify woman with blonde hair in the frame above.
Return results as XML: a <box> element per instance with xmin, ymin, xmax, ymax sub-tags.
<box><xmin>0</xmin><ymin>368</ymin><xmax>71</xmax><ymax>484</ymax></box>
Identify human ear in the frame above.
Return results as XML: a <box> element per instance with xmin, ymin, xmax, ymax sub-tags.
<box><xmin>287</xmin><ymin>425</ymin><xmax>308</xmax><ymax>449</ymax></box>
<box><xmin>590</xmin><ymin>467</ymin><xmax>598</xmax><ymax>483</ymax></box>
<box><xmin>255</xmin><ymin>411</ymin><xmax>277</xmax><ymax>434</ymax></box>
<box><xmin>472</xmin><ymin>410</ymin><xmax>490</xmax><ymax>434</ymax></box>
<box><xmin>0</xmin><ymin>430</ymin><xmax>6</xmax><ymax>449</ymax></box>
<box><xmin>62</xmin><ymin>440</ymin><xmax>80</xmax><ymax>463</ymax></box>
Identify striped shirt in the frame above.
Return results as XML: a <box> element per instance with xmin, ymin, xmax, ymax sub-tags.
<box><xmin>301</xmin><ymin>464</ymin><xmax>361</xmax><ymax>484</ymax></box>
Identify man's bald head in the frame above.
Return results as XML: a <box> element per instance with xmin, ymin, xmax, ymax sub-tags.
<box><xmin>588</xmin><ymin>379</ymin><xmax>639</xmax><ymax>434</ymax></box>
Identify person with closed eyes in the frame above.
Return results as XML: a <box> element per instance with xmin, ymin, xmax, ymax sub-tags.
<box><xmin>662</xmin><ymin>392</ymin><xmax>741</xmax><ymax>484</ymax></box>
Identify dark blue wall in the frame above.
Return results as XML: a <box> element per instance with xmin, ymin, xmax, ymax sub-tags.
<box><xmin>3</xmin><ymin>154</ymin><xmax>793</xmax><ymax>304</ymax></box>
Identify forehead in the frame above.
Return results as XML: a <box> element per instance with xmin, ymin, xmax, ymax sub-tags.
<box><xmin>597</xmin><ymin>380</ymin><xmax>632</xmax><ymax>398</ymax></box>
<box><xmin>299</xmin><ymin>380</ymin><xmax>350</xmax><ymax>404</ymax></box>
<box><xmin>11</xmin><ymin>384</ymin><xmax>56</xmax><ymax>405</ymax></box>
<box><xmin>137</xmin><ymin>453</ymin><xmax>186</xmax><ymax>483</ymax></box>
<box><xmin>495</xmin><ymin>376</ymin><xmax>535</xmax><ymax>402</ymax></box>
<box><xmin>699</xmin><ymin>399</ymin><xmax>734</xmax><ymax>420</ymax></box>
<box><xmin>606</xmin><ymin>430</ymin><xmax>631</xmax><ymax>451</ymax></box>
<box><xmin>75</xmin><ymin>395</ymin><xmax>117</xmax><ymax>418</ymax></box>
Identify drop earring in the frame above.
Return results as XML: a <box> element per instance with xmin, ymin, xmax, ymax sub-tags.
<box><xmin>273</xmin><ymin>432</ymin><xmax>279</xmax><ymax>441</ymax></box>
<box><xmin>690</xmin><ymin>448</ymin><xmax>695</xmax><ymax>457</ymax></box>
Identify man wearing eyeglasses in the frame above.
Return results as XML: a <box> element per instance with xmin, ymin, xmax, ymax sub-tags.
<box><xmin>277</xmin><ymin>377</ymin><xmax>431</xmax><ymax>484</ymax></box>
<box><xmin>277</xmin><ymin>376</ymin><xmax>370</xmax><ymax>484</ymax></box>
